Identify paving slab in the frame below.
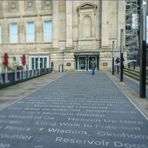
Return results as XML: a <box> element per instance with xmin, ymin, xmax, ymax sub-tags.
<box><xmin>0</xmin><ymin>72</ymin><xmax>65</xmax><ymax>110</ymax></box>
<box><xmin>0</xmin><ymin>72</ymin><xmax>148</xmax><ymax>148</ymax></box>
<box><xmin>111</xmin><ymin>72</ymin><xmax>148</xmax><ymax>118</ymax></box>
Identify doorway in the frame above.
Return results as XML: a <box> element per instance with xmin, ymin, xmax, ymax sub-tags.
<box><xmin>88</xmin><ymin>56</ymin><xmax>97</xmax><ymax>71</ymax></box>
<box><xmin>78</xmin><ymin>57</ymin><xmax>87</xmax><ymax>70</ymax></box>
<box><xmin>29</xmin><ymin>56</ymin><xmax>49</xmax><ymax>70</ymax></box>
<box><xmin>75</xmin><ymin>55</ymin><xmax>99</xmax><ymax>71</ymax></box>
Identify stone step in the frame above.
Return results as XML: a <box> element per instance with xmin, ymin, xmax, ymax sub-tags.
<box><xmin>123</xmin><ymin>68</ymin><xmax>148</xmax><ymax>85</ymax></box>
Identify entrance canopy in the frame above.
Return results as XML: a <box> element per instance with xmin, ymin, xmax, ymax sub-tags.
<box><xmin>74</xmin><ymin>51</ymin><xmax>99</xmax><ymax>56</ymax></box>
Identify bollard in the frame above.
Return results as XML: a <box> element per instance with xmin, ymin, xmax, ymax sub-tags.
<box><xmin>117</xmin><ymin>66</ymin><xmax>119</xmax><ymax>74</ymax></box>
<box><xmin>133</xmin><ymin>62</ymin><xmax>135</xmax><ymax>70</ymax></box>
<box><xmin>128</xmin><ymin>63</ymin><xmax>130</xmax><ymax>68</ymax></box>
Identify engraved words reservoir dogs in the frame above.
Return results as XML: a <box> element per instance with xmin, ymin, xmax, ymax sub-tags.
<box><xmin>0</xmin><ymin>99</ymin><xmax>147</xmax><ymax>148</ymax></box>
<box><xmin>0</xmin><ymin>73</ymin><xmax>148</xmax><ymax>148</ymax></box>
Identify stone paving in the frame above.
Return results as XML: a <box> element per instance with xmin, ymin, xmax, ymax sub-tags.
<box><xmin>0</xmin><ymin>72</ymin><xmax>148</xmax><ymax>148</ymax></box>
<box><xmin>114</xmin><ymin>72</ymin><xmax>148</xmax><ymax>97</ymax></box>
<box><xmin>0</xmin><ymin>72</ymin><xmax>65</xmax><ymax>110</ymax></box>
<box><xmin>110</xmin><ymin>73</ymin><xmax>148</xmax><ymax>118</ymax></box>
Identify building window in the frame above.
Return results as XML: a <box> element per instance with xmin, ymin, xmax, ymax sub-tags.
<box><xmin>43</xmin><ymin>20</ymin><xmax>52</xmax><ymax>42</ymax></box>
<box><xmin>26</xmin><ymin>21</ymin><xmax>35</xmax><ymax>43</ymax></box>
<box><xmin>29</xmin><ymin>56</ymin><xmax>49</xmax><ymax>70</ymax></box>
<box><xmin>0</xmin><ymin>25</ymin><xmax>2</xmax><ymax>44</ymax></box>
<box><xmin>10</xmin><ymin>23</ymin><xmax>18</xmax><ymax>43</ymax></box>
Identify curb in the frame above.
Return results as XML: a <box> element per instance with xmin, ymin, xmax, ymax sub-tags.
<box><xmin>107</xmin><ymin>72</ymin><xmax>148</xmax><ymax>120</ymax></box>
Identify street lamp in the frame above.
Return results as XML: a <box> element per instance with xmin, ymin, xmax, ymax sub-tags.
<box><xmin>112</xmin><ymin>41</ymin><xmax>115</xmax><ymax>75</ymax></box>
<box><xmin>140</xmin><ymin>0</ymin><xmax>147</xmax><ymax>98</ymax></box>
<box><xmin>120</xmin><ymin>29</ymin><xmax>124</xmax><ymax>82</ymax></box>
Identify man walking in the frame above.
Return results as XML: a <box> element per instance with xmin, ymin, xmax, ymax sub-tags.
<box><xmin>91</xmin><ymin>59</ymin><xmax>96</xmax><ymax>75</ymax></box>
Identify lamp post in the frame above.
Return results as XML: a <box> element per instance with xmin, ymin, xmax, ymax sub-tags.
<box><xmin>120</xmin><ymin>29</ymin><xmax>124</xmax><ymax>82</ymax></box>
<box><xmin>140</xmin><ymin>0</ymin><xmax>147</xmax><ymax>98</ymax></box>
<box><xmin>112</xmin><ymin>41</ymin><xmax>115</xmax><ymax>75</ymax></box>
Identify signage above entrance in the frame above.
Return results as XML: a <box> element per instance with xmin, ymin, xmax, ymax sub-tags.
<box><xmin>74</xmin><ymin>52</ymin><xmax>99</xmax><ymax>56</ymax></box>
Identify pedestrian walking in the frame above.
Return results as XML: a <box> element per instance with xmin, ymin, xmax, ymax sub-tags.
<box><xmin>115</xmin><ymin>57</ymin><xmax>120</xmax><ymax>74</ymax></box>
<box><xmin>91</xmin><ymin>59</ymin><xmax>96</xmax><ymax>75</ymax></box>
<box><xmin>51</xmin><ymin>61</ymin><xmax>54</xmax><ymax>73</ymax></box>
<box><xmin>115</xmin><ymin>57</ymin><xmax>120</xmax><ymax>64</ymax></box>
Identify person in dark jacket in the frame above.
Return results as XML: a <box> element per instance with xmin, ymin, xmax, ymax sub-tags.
<box><xmin>91</xmin><ymin>59</ymin><xmax>96</xmax><ymax>75</ymax></box>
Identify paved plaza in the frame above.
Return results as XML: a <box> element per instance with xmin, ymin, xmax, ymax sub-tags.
<box><xmin>0</xmin><ymin>72</ymin><xmax>148</xmax><ymax>148</ymax></box>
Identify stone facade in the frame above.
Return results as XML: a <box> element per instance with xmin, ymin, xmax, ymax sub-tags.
<box><xmin>0</xmin><ymin>0</ymin><xmax>126</xmax><ymax>72</ymax></box>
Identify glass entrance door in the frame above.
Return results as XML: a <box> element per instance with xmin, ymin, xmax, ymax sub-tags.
<box><xmin>75</xmin><ymin>56</ymin><xmax>98</xmax><ymax>71</ymax></box>
<box><xmin>29</xmin><ymin>56</ymin><xmax>49</xmax><ymax>70</ymax></box>
<box><xmin>88</xmin><ymin>57</ymin><xmax>97</xmax><ymax>70</ymax></box>
<box><xmin>78</xmin><ymin>57</ymin><xmax>86</xmax><ymax>70</ymax></box>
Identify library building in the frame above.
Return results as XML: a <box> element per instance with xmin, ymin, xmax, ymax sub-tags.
<box><xmin>0</xmin><ymin>0</ymin><xmax>125</xmax><ymax>72</ymax></box>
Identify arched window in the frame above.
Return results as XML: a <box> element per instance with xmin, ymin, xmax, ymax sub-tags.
<box><xmin>82</xmin><ymin>16</ymin><xmax>92</xmax><ymax>37</ymax></box>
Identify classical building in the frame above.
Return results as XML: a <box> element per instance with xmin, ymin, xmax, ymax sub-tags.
<box><xmin>0</xmin><ymin>0</ymin><xmax>126</xmax><ymax>72</ymax></box>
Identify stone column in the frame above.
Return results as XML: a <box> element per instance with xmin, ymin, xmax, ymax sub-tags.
<box><xmin>19</xmin><ymin>0</ymin><xmax>24</xmax><ymax>15</ymax></box>
<box><xmin>101</xmin><ymin>0</ymin><xmax>109</xmax><ymax>48</ymax></box>
<box><xmin>36</xmin><ymin>16</ymin><xmax>42</xmax><ymax>43</ymax></box>
<box><xmin>52</xmin><ymin>1</ymin><xmax>59</xmax><ymax>49</ymax></box>
<box><xmin>92</xmin><ymin>14</ymin><xmax>96</xmax><ymax>38</ymax></box>
<box><xmin>0</xmin><ymin>2</ymin><xmax>2</xmax><ymax>16</ymax></box>
<box><xmin>19</xmin><ymin>17</ymin><xmax>25</xmax><ymax>45</ymax></box>
<box><xmin>66</xmin><ymin>1</ymin><xmax>72</xmax><ymax>48</ymax></box>
<box><xmin>117</xmin><ymin>0</ymin><xmax>126</xmax><ymax>49</ymax></box>
<box><xmin>19</xmin><ymin>0</ymin><xmax>25</xmax><ymax>45</ymax></box>
<box><xmin>3</xmin><ymin>19</ymin><xmax>8</xmax><ymax>46</ymax></box>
